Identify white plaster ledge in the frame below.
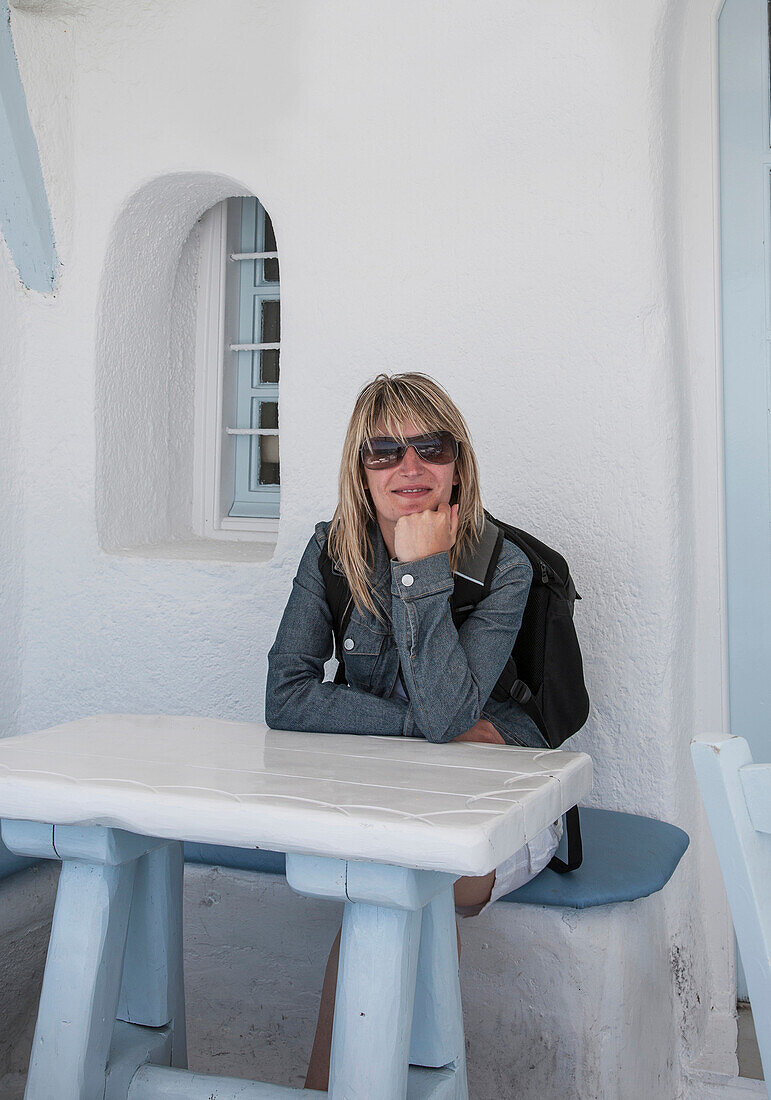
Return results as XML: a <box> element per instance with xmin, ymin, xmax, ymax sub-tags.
<box><xmin>102</xmin><ymin>538</ymin><xmax>276</xmax><ymax>564</ymax></box>
<box><xmin>9</xmin><ymin>0</ymin><xmax>95</xmax><ymax>10</ymax></box>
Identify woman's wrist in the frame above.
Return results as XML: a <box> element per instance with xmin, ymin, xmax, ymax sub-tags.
<box><xmin>392</xmin><ymin>504</ymin><xmax>458</xmax><ymax>563</ymax></box>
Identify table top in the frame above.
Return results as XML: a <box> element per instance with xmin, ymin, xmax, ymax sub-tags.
<box><xmin>0</xmin><ymin>715</ymin><xmax>592</xmax><ymax>875</ymax></box>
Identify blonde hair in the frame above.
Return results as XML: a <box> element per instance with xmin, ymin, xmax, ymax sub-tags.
<box><xmin>327</xmin><ymin>373</ymin><xmax>484</xmax><ymax>620</ymax></box>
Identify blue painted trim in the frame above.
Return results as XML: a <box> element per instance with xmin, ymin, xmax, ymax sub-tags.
<box><xmin>718</xmin><ymin>0</ymin><xmax>769</xmax><ymax>1001</ymax></box>
<box><xmin>230</xmin><ymin>196</ymin><xmax>280</xmax><ymax>519</ymax></box>
<box><xmin>719</xmin><ymin>0</ymin><xmax>771</xmax><ymax>767</ymax></box>
<box><xmin>0</xmin><ymin>1</ymin><xmax>57</xmax><ymax>292</ymax></box>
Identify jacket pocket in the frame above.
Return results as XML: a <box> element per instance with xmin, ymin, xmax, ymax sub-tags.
<box><xmin>339</xmin><ymin>620</ymin><xmax>386</xmax><ymax>692</ymax></box>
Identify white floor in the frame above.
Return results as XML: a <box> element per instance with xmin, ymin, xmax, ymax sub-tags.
<box><xmin>0</xmin><ymin>1001</ymin><xmax>763</xmax><ymax>1099</ymax></box>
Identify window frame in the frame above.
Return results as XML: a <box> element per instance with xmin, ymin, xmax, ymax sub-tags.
<box><xmin>193</xmin><ymin>199</ymin><xmax>280</xmax><ymax>541</ymax></box>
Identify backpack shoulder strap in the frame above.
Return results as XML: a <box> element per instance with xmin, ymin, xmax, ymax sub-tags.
<box><xmin>457</xmin><ymin>516</ymin><xmax>585</xmax><ymax>874</ymax></box>
<box><xmin>548</xmin><ymin>806</ymin><xmax>583</xmax><ymax>873</ymax></box>
<box><xmin>317</xmin><ymin>541</ymin><xmax>354</xmax><ymax>684</ymax></box>
<box><xmin>452</xmin><ymin>515</ymin><xmax>504</xmax><ymax>618</ymax></box>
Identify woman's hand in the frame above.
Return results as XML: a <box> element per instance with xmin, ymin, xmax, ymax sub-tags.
<box><xmin>453</xmin><ymin>718</ymin><xmax>506</xmax><ymax>744</ymax></box>
<box><xmin>394</xmin><ymin>503</ymin><xmax>459</xmax><ymax>562</ymax></box>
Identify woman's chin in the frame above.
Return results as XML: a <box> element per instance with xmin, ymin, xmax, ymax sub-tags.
<box><xmin>393</xmin><ymin>492</ymin><xmax>435</xmax><ymax>513</ymax></box>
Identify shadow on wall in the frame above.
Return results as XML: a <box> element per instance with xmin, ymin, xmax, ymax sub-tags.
<box><xmin>95</xmin><ymin>172</ymin><xmax>252</xmax><ymax>554</ymax></box>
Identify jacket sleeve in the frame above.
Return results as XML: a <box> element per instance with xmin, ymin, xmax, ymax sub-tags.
<box><xmin>265</xmin><ymin>532</ymin><xmax>412</xmax><ymax>736</ymax></box>
<box><xmin>391</xmin><ymin>542</ymin><xmax>533</xmax><ymax>743</ymax></box>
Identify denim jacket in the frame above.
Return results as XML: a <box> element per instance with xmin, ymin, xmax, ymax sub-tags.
<box><xmin>265</xmin><ymin>520</ymin><xmax>548</xmax><ymax>748</ymax></box>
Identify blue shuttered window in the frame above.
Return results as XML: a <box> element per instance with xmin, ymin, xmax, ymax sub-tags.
<box><xmin>228</xmin><ymin>198</ymin><xmax>280</xmax><ymax>519</ymax></box>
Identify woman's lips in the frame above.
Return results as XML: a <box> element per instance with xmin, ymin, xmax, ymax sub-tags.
<box><xmin>392</xmin><ymin>487</ymin><xmax>430</xmax><ymax>495</ymax></box>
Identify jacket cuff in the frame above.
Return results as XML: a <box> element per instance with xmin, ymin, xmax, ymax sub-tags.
<box><xmin>390</xmin><ymin>551</ymin><xmax>454</xmax><ymax>599</ymax></box>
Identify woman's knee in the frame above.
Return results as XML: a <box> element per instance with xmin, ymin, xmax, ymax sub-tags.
<box><xmin>454</xmin><ymin>869</ymin><xmax>496</xmax><ymax>915</ymax></box>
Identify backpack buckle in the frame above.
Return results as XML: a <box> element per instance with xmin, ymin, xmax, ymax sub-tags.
<box><xmin>509</xmin><ymin>679</ymin><xmax>532</xmax><ymax>706</ymax></box>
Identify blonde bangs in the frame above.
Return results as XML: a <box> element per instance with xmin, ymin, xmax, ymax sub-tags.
<box><xmin>362</xmin><ymin>389</ymin><xmax>441</xmax><ymax>444</ymax></box>
<box><xmin>327</xmin><ymin>373</ymin><xmax>484</xmax><ymax>622</ymax></box>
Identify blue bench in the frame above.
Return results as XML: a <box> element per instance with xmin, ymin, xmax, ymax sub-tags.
<box><xmin>184</xmin><ymin>808</ymin><xmax>690</xmax><ymax>909</ymax></box>
<box><xmin>0</xmin><ymin>808</ymin><xmax>688</xmax><ymax>908</ymax></box>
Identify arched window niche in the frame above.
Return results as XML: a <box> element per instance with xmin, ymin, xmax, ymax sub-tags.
<box><xmin>95</xmin><ymin>172</ymin><xmax>281</xmax><ymax>562</ymax></box>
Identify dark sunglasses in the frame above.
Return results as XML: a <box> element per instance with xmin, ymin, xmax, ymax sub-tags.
<box><xmin>360</xmin><ymin>430</ymin><xmax>459</xmax><ymax>470</ymax></box>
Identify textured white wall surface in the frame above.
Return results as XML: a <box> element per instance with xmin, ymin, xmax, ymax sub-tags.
<box><xmin>0</xmin><ymin>0</ymin><xmax>739</xmax><ymax>1088</ymax></box>
<box><xmin>0</xmin><ymin>237</ymin><xmax>24</xmax><ymax>738</ymax></box>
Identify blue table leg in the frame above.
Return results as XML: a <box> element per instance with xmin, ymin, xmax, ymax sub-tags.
<box><xmin>1</xmin><ymin>822</ymin><xmax>185</xmax><ymax>1100</ymax></box>
<box><xmin>26</xmin><ymin>846</ymin><xmax>138</xmax><ymax>1097</ymax></box>
<box><xmin>331</xmin><ymin>900</ymin><xmax>422</xmax><ymax>1098</ymax></box>
<box><xmin>118</xmin><ymin>843</ymin><xmax>187</xmax><ymax>1068</ymax></box>
<box><xmin>286</xmin><ymin>854</ymin><xmax>468</xmax><ymax>1100</ymax></box>
<box><xmin>410</xmin><ymin>890</ymin><xmax>468</xmax><ymax>1097</ymax></box>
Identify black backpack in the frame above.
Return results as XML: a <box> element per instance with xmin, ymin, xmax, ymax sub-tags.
<box><xmin>319</xmin><ymin>510</ymin><xmax>590</xmax><ymax>872</ymax></box>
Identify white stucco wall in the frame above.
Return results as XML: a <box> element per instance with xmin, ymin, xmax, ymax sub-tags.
<box><xmin>0</xmin><ymin>235</ymin><xmax>25</xmax><ymax>738</ymax></box>
<box><xmin>0</xmin><ymin>0</ymin><xmax>740</xmax><ymax>1087</ymax></box>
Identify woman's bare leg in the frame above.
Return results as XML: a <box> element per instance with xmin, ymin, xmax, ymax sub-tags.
<box><xmin>453</xmin><ymin>868</ymin><xmax>496</xmax><ymax>911</ymax></box>
<box><xmin>305</xmin><ymin>927</ymin><xmax>341</xmax><ymax>1090</ymax></box>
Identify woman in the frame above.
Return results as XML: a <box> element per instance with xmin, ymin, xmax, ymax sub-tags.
<box><xmin>265</xmin><ymin>372</ymin><xmax>560</xmax><ymax>1089</ymax></box>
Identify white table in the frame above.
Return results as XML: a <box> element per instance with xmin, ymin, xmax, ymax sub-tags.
<box><xmin>0</xmin><ymin>714</ymin><xmax>591</xmax><ymax>1100</ymax></box>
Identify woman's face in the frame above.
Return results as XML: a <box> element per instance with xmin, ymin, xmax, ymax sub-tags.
<box><xmin>362</xmin><ymin>419</ymin><xmax>459</xmax><ymax>532</ymax></box>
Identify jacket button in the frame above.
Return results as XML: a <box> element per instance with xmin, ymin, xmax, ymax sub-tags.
<box><xmin>401</xmin><ymin>574</ymin><xmax>414</xmax><ymax>587</ymax></box>
<box><xmin>343</xmin><ymin>637</ymin><xmax>355</xmax><ymax>651</ymax></box>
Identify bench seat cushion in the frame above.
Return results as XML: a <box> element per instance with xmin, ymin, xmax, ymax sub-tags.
<box><xmin>184</xmin><ymin>809</ymin><xmax>689</xmax><ymax>911</ymax></box>
<box><xmin>0</xmin><ymin>843</ymin><xmax>37</xmax><ymax>882</ymax></box>
<box><xmin>501</xmin><ymin>808</ymin><xmax>689</xmax><ymax>909</ymax></box>
<box><xmin>184</xmin><ymin>843</ymin><xmax>286</xmax><ymax>875</ymax></box>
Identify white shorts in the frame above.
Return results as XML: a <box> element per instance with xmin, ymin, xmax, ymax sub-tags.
<box><xmin>455</xmin><ymin>818</ymin><xmax>563</xmax><ymax>918</ymax></box>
